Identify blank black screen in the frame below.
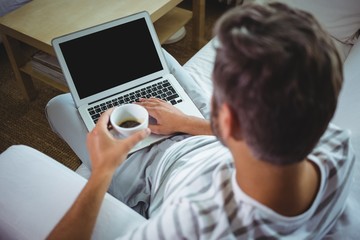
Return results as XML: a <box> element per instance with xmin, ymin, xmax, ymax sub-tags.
<box><xmin>59</xmin><ymin>18</ymin><xmax>163</xmax><ymax>99</ymax></box>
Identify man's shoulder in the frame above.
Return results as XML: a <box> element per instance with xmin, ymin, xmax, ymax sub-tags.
<box><xmin>310</xmin><ymin>123</ymin><xmax>355</xmax><ymax>186</ymax></box>
<box><xmin>315</xmin><ymin>123</ymin><xmax>352</xmax><ymax>154</ymax></box>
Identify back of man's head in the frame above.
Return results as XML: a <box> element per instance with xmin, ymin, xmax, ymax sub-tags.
<box><xmin>212</xmin><ymin>2</ymin><xmax>343</xmax><ymax>165</ymax></box>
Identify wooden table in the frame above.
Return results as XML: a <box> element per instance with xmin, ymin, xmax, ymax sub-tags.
<box><xmin>0</xmin><ymin>0</ymin><xmax>205</xmax><ymax>100</ymax></box>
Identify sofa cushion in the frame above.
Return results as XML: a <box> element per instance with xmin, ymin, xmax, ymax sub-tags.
<box><xmin>0</xmin><ymin>0</ymin><xmax>31</xmax><ymax>17</ymax></box>
<box><xmin>252</xmin><ymin>0</ymin><xmax>360</xmax><ymax>61</ymax></box>
<box><xmin>0</xmin><ymin>145</ymin><xmax>146</xmax><ymax>239</ymax></box>
<box><xmin>261</xmin><ymin>0</ymin><xmax>360</xmax><ymax>45</ymax></box>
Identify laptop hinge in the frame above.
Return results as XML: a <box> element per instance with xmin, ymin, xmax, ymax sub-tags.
<box><xmin>88</xmin><ymin>77</ymin><xmax>162</xmax><ymax>106</ymax></box>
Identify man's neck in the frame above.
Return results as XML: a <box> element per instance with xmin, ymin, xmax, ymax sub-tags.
<box><xmin>230</xmin><ymin>141</ymin><xmax>320</xmax><ymax>217</ymax></box>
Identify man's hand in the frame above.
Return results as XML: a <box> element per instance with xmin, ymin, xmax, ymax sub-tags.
<box><xmin>47</xmin><ymin>108</ymin><xmax>150</xmax><ymax>240</ymax></box>
<box><xmin>137</xmin><ymin>98</ymin><xmax>213</xmax><ymax>136</ymax></box>
<box><xmin>137</xmin><ymin>98</ymin><xmax>188</xmax><ymax>135</ymax></box>
<box><xmin>87</xmin><ymin>108</ymin><xmax>150</xmax><ymax>176</ymax></box>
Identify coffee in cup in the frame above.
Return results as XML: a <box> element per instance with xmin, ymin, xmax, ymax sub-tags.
<box><xmin>118</xmin><ymin>119</ymin><xmax>141</xmax><ymax>128</ymax></box>
<box><xmin>110</xmin><ymin>104</ymin><xmax>149</xmax><ymax>138</ymax></box>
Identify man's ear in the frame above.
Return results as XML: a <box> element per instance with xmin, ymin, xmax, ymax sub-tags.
<box><xmin>219</xmin><ymin>103</ymin><xmax>242</xmax><ymax>141</ymax></box>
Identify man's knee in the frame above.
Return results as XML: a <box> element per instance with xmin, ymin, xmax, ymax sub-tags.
<box><xmin>45</xmin><ymin>93</ymin><xmax>75</xmax><ymax>134</ymax></box>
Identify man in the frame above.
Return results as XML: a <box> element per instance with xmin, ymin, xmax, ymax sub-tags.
<box><xmin>47</xmin><ymin>2</ymin><xmax>354</xmax><ymax>239</ymax></box>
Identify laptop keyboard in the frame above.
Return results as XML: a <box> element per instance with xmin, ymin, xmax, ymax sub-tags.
<box><xmin>88</xmin><ymin>80</ymin><xmax>183</xmax><ymax>123</ymax></box>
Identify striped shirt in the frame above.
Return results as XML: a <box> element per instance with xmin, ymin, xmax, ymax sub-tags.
<box><xmin>116</xmin><ymin>124</ymin><xmax>355</xmax><ymax>239</ymax></box>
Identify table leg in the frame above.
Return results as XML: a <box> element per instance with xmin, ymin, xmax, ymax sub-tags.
<box><xmin>192</xmin><ymin>0</ymin><xmax>206</xmax><ymax>50</ymax></box>
<box><xmin>1</xmin><ymin>34</ymin><xmax>37</xmax><ymax>101</ymax></box>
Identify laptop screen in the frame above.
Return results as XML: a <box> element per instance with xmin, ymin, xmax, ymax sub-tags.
<box><xmin>59</xmin><ymin>18</ymin><xmax>163</xmax><ymax>99</ymax></box>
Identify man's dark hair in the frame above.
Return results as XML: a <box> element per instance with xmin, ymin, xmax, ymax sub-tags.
<box><xmin>212</xmin><ymin>2</ymin><xmax>343</xmax><ymax>165</ymax></box>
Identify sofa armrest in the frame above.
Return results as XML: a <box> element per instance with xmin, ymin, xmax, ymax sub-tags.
<box><xmin>0</xmin><ymin>145</ymin><xmax>146</xmax><ymax>239</ymax></box>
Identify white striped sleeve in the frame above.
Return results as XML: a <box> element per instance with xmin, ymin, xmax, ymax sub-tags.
<box><xmin>115</xmin><ymin>199</ymin><xmax>199</xmax><ymax>240</ymax></box>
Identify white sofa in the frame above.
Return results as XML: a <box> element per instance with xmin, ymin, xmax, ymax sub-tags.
<box><xmin>0</xmin><ymin>1</ymin><xmax>359</xmax><ymax>239</ymax></box>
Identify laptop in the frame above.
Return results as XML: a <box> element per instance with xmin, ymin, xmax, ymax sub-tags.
<box><xmin>52</xmin><ymin>11</ymin><xmax>204</xmax><ymax>153</ymax></box>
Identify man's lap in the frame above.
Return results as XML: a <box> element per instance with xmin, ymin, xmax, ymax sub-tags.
<box><xmin>46</xmin><ymin>92</ymin><xmax>189</xmax><ymax>215</ymax></box>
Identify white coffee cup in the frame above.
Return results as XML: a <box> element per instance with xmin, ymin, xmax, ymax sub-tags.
<box><xmin>110</xmin><ymin>104</ymin><xmax>149</xmax><ymax>138</ymax></box>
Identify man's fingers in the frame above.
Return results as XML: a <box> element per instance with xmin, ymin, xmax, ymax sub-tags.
<box><xmin>144</xmin><ymin>106</ymin><xmax>161</xmax><ymax>119</ymax></box>
<box><xmin>135</xmin><ymin>102</ymin><xmax>161</xmax><ymax>122</ymax></box>
<box><xmin>149</xmin><ymin>97</ymin><xmax>167</xmax><ymax>103</ymax></box>
<box><xmin>139</xmin><ymin>98</ymin><xmax>168</xmax><ymax>105</ymax></box>
<box><xmin>137</xmin><ymin>99</ymin><xmax>158</xmax><ymax>108</ymax></box>
<box><xmin>97</xmin><ymin>108</ymin><xmax>114</xmax><ymax>129</ymax></box>
<box><xmin>122</xmin><ymin>128</ymin><xmax>151</xmax><ymax>151</ymax></box>
<box><xmin>148</xmin><ymin>124</ymin><xmax>161</xmax><ymax>135</ymax></box>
